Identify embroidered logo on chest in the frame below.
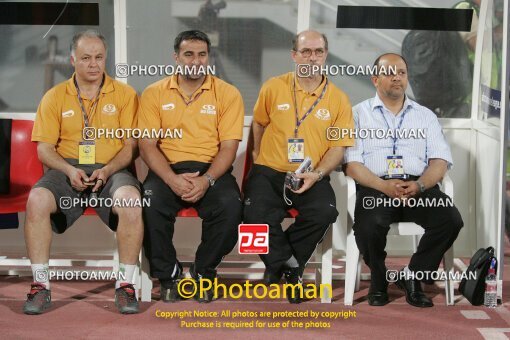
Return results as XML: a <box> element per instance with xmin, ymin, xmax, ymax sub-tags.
<box><xmin>102</xmin><ymin>104</ymin><xmax>117</xmax><ymax>115</ymax></box>
<box><xmin>315</xmin><ymin>108</ymin><xmax>331</xmax><ymax>120</ymax></box>
<box><xmin>62</xmin><ymin>110</ymin><xmax>74</xmax><ymax>118</ymax></box>
<box><xmin>200</xmin><ymin>104</ymin><xmax>216</xmax><ymax>115</ymax></box>
<box><xmin>162</xmin><ymin>103</ymin><xmax>175</xmax><ymax>111</ymax></box>
<box><xmin>277</xmin><ymin>103</ymin><xmax>290</xmax><ymax>111</ymax></box>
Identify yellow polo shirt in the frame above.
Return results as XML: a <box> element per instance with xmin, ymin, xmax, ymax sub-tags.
<box><xmin>138</xmin><ymin>75</ymin><xmax>244</xmax><ymax>164</ymax></box>
<box><xmin>254</xmin><ymin>72</ymin><xmax>354</xmax><ymax>172</ymax></box>
<box><xmin>32</xmin><ymin>74</ymin><xmax>138</xmax><ymax>164</ymax></box>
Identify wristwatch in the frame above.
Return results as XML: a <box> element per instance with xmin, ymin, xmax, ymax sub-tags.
<box><xmin>204</xmin><ymin>173</ymin><xmax>216</xmax><ymax>187</ymax></box>
<box><xmin>315</xmin><ymin>170</ymin><xmax>324</xmax><ymax>182</ymax></box>
<box><xmin>416</xmin><ymin>179</ymin><xmax>426</xmax><ymax>193</ymax></box>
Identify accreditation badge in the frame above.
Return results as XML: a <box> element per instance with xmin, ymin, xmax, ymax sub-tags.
<box><xmin>386</xmin><ymin>155</ymin><xmax>405</xmax><ymax>178</ymax></box>
<box><xmin>287</xmin><ymin>138</ymin><xmax>305</xmax><ymax>163</ymax></box>
<box><xmin>79</xmin><ymin>141</ymin><xmax>96</xmax><ymax>164</ymax></box>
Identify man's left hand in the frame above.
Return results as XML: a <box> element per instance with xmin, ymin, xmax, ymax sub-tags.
<box><xmin>89</xmin><ymin>166</ymin><xmax>112</xmax><ymax>192</ymax></box>
<box><xmin>291</xmin><ymin>172</ymin><xmax>320</xmax><ymax>194</ymax></box>
<box><xmin>181</xmin><ymin>175</ymin><xmax>210</xmax><ymax>203</ymax></box>
<box><xmin>399</xmin><ymin>181</ymin><xmax>420</xmax><ymax>198</ymax></box>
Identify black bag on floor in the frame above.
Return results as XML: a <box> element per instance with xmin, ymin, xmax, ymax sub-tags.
<box><xmin>459</xmin><ymin>247</ymin><xmax>496</xmax><ymax>305</ymax></box>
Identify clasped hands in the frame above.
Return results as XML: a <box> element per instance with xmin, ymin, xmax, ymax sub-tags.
<box><xmin>166</xmin><ymin>171</ymin><xmax>209</xmax><ymax>203</ymax></box>
<box><xmin>382</xmin><ymin>179</ymin><xmax>420</xmax><ymax>200</ymax></box>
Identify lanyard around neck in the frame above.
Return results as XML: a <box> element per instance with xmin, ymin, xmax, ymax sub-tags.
<box><xmin>292</xmin><ymin>75</ymin><xmax>328</xmax><ymax>138</ymax></box>
<box><xmin>74</xmin><ymin>74</ymin><xmax>105</xmax><ymax>128</ymax></box>
<box><xmin>378</xmin><ymin>106</ymin><xmax>407</xmax><ymax>155</ymax></box>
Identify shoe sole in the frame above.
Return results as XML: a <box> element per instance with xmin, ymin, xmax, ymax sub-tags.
<box><xmin>117</xmin><ymin>306</ymin><xmax>139</xmax><ymax>314</ymax></box>
<box><xmin>23</xmin><ymin>301</ymin><xmax>51</xmax><ymax>315</ymax></box>
<box><xmin>115</xmin><ymin>297</ymin><xmax>139</xmax><ymax>314</ymax></box>
<box><xmin>368</xmin><ymin>299</ymin><xmax>389</xmax><ymax>306</ymax></box>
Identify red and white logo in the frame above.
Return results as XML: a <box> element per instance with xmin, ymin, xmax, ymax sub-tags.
<box><xmin>238</xmin><ymin>224</ymin><xmax>269</xmax><ymax>254</ymax></box>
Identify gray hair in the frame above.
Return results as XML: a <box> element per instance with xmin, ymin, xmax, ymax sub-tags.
<box><xmin>70</xmin><ymin>29</ymin><xmax>107</xmax><ymax>58</ymax></box>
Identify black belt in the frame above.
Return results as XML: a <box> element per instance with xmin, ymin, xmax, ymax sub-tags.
<box><xmin>380</xmin><ymin>174</ymin><xmax>420</xmax><ymax>181</ymax></box>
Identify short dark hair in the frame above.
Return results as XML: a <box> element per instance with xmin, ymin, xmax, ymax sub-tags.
<box><xmin>373</xmin><ymin>53</ymin><xmax>408</xmax><ymax>75</ymax></box>
<box><xmin>70</xmin><ymin>29</ymin><xmax>107</xmax><ymax>57</ymax></box>
<box><xmin>174</xmin><ymin>30</ymin><xmax>211</xmax><ymax>53</ymax></box>
<box><xmin>292</xmin><ymin>31</ymin><xmax>328</xmax><ymax>51</ymax></box>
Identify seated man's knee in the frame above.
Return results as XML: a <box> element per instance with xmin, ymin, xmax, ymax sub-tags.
<box><xmin>112</xmin><ymin>185</ymin><xmax>143</xmax><ymax>222</ymax></box>
<box><xmin>306</xmin><ymin>203</ymin><xmax>338</xmax><ymax>226</ymax></box>
<box><xmin>323</xmin><ymin>204</ymin><xmax>339</xmax><ymax>224</ymax></box>
<box><xmin>446</xmin><ymin>207</ymin><xmax>464</xmax><ymax>235</ymax></box>
<box><xmin>214</xmin><ymin>192</ymin><xmax>242</xmax><ymax>222</ymax></box>
<box><xmin>26</xmin><ymin>188</ymin><xmax>56</xmax><ymax>218</ymax></box>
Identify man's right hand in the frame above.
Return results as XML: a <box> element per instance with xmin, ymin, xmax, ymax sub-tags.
<box><xmin>66</xmin><ymin>167</ymin><xmax>89</xmax><ymax>192</ymax></box>
<box><xmin>165</xmin><ymin>172</ymin><xmax>197</xmax><ymax>197</ymax></box>
<box><xmin>380</xmin><ymin>179</ymin><xmax>406</xmax><ymax>198</ymax></box>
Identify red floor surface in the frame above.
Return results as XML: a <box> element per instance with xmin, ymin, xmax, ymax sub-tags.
<box><xmin>2</xmin><ymin>250</ymin><xmax>510</xmax><ymax>339</ymax></box>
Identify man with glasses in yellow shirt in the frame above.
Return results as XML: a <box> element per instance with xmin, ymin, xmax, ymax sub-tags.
<box><xmin>244</xmin><ymin>30</ymin><xmax>354</xmax><ymax>303</ymax></box>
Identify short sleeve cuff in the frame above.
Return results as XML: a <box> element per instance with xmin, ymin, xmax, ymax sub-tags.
<box><xmin>344</xmin><ymin>152</ymin><xmax>365</xmax><ymax>164</ymax></box>
<box><xmin>219</xmin><ymin>134</ymin><xmax>242</xmax><ymax>141</ymax></box>
<box><xmin>31</xmin><ymin>135</ymin><xmax>57</xmax><ymax>144</ymax></box>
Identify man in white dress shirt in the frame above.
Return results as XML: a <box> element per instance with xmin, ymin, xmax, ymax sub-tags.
<box><xmin>344</xmin><ymin>53</ymin><xmax>463</xmax><ymax>308</ymax></box>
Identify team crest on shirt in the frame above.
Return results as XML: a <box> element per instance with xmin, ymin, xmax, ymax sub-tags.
<box><xmin>277</xmin><ymin>103</ymin><xmax>290</xmax><ymax>111</ymax></box>
<box><xmin>62</xmin><ymin>110</ymin><xmax>74</xmax><ymax>118</ymax></box>
<box><xmin>102</xmin><ymin>104</ymin><xmax>117</xmax><ymax>115</ymax></box>
<box><xmin>162</xmin><ymin>103</ymin><xmax>175</xmax><ymax>111</ymax></box>
<box><xmin>315</xmin><ymin>108</ymin><xmax>331</xmax><ymax>120</ymax></box>
<box><xmin>200</xmin><ymin>104</ymin><xmax>216</xmax><ymax>115</ymax></box>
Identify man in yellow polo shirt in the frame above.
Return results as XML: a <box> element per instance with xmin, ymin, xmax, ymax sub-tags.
<box><xmin>24</xmin><ymin>30</ymin><xmax>143</xmax><ymax>315</ymax></box>
<box><xmin>244</xmin><ymin>30</ymin><xmax>354</xmax><ymax>303</ymax></box>
<box><xmin>139</xmin><ymin>30</ymin><xmax>244</xmax><ymax>303</ymax></box>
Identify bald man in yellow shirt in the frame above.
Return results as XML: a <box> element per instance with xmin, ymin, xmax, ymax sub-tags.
<box><xmin>244</xmin><ymin>30</ymin><xmax>354</xmax><ymax>303</ymax></box>
<box><xmin>24</xmin><ymin>30</ymin><xmax>142</xmax><ymax>315</ymax></box>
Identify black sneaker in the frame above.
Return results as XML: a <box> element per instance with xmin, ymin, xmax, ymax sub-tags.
<box><xmin>23</xmin><ymin>283</ymin><xmax>51</xmax><ymax>315</ymax></box>
<box><xmin>284</xmin><ymin>267</ymin><xmax>303</xmax><ymax>304</ymax></box>
<box><xmin>263</xmin><ymin>267</ymin><xmax>283</xmax><ymax>284</ymax></box>
<box><xmin>160</xmin><ymin>263</ymin><xmax>184</xmax><ymax>303</ymax></box>
<box><xmin>189</xmin><ymin>264</ymin><xmax>215</xmax><ymax>303</ymax></box>
<box><xmin>115</xmin><ymin>283</ymin><xmax>139</xmax><ymax>314</ymax></box>
<box><xmin>161</xmin><ymin>281</ymin><xmax>181</xmax><ymax>303</ymax></box>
